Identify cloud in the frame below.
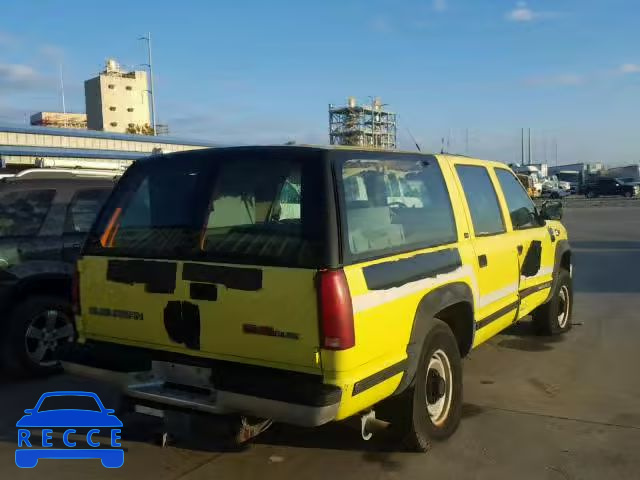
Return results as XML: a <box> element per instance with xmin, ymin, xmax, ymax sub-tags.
<box><xmin>39</xmin><ymin>44</ymin><xmax>65</xmax><ymax>63</ymax></box>
<box><xmin>619</xmin><ymin>63</ymin><xmax>640</xmax><ymax>74</ymax></box>
<box><xmin>523</xmin><ymin>73</ymin><xmax>584</xmax><ymax>87</ymax></box>
<box><xmin>433</xmin><ymin>0</ymin><xmax>447</xmax><ymax>12</ymax></box>
<box><xmin>0</xmin><ymin>31</ymin><xmax>19</xmax><ymax>47</ymax></box>
<box><xmin>0</xmin><ymin>63</ymin><xmax>48</xmax><ymax>90</ymax></box>
<box><xmin>506</xmin><ymin>2</ymin><xmax>558</xmax><ymax>22</ymax></box>
<box><xmin>369</xmin><ymin>16</ymin><xmax>393</xmax><ymax>33</ymax></box>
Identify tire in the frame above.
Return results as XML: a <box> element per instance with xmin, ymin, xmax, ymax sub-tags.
<box><xmin>385</xmin><ymin>320</ymin><xmax>463</xmax><ymax>452</ymax></box>
<box><xmin>550</xmin><ymin>192</ymin><xmax>560</xmax><ymax>199</ymax></box>
<box><xmin>585</xmin><ymin>190</ymin><xmax>596</xmax><ymax>199</ymax></box>
<box><xmin>1</xmin><ymin>295</ymin><xmax>75</xmax><ymax>377</ymax></box>
<box><xmin>532</xmin><ymin>269</ymin><xmax>573</xmax><ymax>336</ymax></box>
<box><xmin>624</xmin><ymin>191</ymin><xmax>632</xmax><ymax>198</ymax></box>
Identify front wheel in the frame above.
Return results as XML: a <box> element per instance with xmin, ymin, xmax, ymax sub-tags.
<box><xmin>532</xmin><ymin>270</ymin><xmax>573</xmax><ymax>335</ymax></box>
<box><xmin>624</xmin><ymin>191</ymin><xmax>633</xmax><ymax>198</ymax></box>
<box><xmin>585</xmin><ymin>190</ymin><xmax>596</xmax><ymax>199</ymax></box>
<box><xmin>388</xmin><ymin>320</ymin><xmax>463</xmax><ymax>452</ymax></box>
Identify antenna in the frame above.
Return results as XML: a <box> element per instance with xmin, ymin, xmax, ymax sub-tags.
<box><xmin>441</xmin><ymin>137</ymin><xmax>445</xmax><ymax>154</ymax></box>
<box><xmin>405</xmin><ymin>127</ymin><xmax>421</xmax><ymax>152</ymax></box>
<box><xmin>465</xmin><ymin>128</ymin><xmax>469</xmax><ymax>155</ymax></box>
<box><xmin>59</xmin><ymin>64</ymin><xmax>66</xmax><ymax>114</ymax></box>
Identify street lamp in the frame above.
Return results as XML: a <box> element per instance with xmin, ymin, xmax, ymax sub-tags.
<box><xmin>138</xmin><ymin>33</ymin><xmax>157</xmax><ymax>136</ymax></box>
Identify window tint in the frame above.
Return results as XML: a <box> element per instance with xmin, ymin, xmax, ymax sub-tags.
<box><xmin>455</xmin><ymin>165</ymin><xmax>505</xmax><ymax>236</ymax></box>
<box><xmin>65</xmin><ymin>189</ymin><xmax>111</xmax><ymax>234</ymax></box>
<box><xmin>494</xmin><ymin>169</ymin><xmax>538</xmax><ymax>229</ymax></box>
<box><xmin>0</xmin><ymin>189</ymin><xmax>55</xmax><ymax>237</ymax></box>
<box><xmin>341</xmin><ymin>157</ymin><xmax>457</xmax><ymax>257</ymax></box>
<box><xmin>87</xmin><ymin>151</ymin><xmax>325</xmax><ymax>267</ymax></box>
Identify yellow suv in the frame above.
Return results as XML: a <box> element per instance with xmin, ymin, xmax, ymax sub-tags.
<box><xmin>70</xmin><ymin>146</ymin><xmax>572</xmax><ymax>451</ymax></box>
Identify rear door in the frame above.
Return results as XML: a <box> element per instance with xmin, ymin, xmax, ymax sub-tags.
<box><xmin>451</xmin><ymin>162</ymin><xmax>520</xmax><ymax>344</ymax></box>
<box><xmin>78</xmin><ymin>149</ymin><xmax>329</xmax><ymax>373</ymax></box>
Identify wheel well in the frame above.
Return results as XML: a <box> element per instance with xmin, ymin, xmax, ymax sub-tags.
<box><xmin>434</xmin><ymin>301</ymin><xmax>474</xmax><ymax>357</ymax></box>
<box><xmin>560</xmin><ymin>251</ymin><xmax>571</xmax><ymax>272</ymax></box>
<box><xmin>11</xmin><ymin>276</ymin><xmax>71</xmax><ymax>309</ymax></box>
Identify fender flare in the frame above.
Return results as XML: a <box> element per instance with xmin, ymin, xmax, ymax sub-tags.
<box><xmin>393</xmin><ymin>282</ymin><xmax>474</xmax><ymax>395</ymax></box>
<box><xmin>544</xmin><ymin>239</ymin><xmax>571</xmax><ymax>303</ymax></box>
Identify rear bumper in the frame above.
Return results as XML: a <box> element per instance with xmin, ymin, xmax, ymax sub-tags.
<box><xmin>62</xmin><ymin>341</ymin><xmax>342</xmax><ymax>428</ymax></box>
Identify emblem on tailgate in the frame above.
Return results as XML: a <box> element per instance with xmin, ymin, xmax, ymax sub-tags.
<box><xmin>242</xmin><ymin>324</ymin><xmax>300</xmax><ymax>340</ymax></box>
<box><xmin>89</xmin><ymin>307</ymin><xmax>144</xmax><ymax>321</ymax></box>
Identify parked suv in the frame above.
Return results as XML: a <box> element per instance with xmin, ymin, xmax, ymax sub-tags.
<box><xmin>68</xmin><ymin>147</ymin><xmax>572</xmax><ymax>451</ymax></box>
<box><xmin>0</xmin><ymin>169</ymin><xmax>117</xmax><ymax>376</ymax></box>
<box><xmin>584</xmin><ymin>177</ymin><xmax>639</xmax><ymax>198</ymax></box>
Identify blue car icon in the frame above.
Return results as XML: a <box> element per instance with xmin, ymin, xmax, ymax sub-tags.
<box><xmin>16</xmin><ymin>391</ymin><xmax>124</xmax><ymax>468</ymax></box>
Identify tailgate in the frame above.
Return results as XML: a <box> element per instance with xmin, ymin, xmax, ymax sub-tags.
<box><xmin>77</xmin><ymin>256</ymin><xmax>322</xmax><ymax>373</ymax></box>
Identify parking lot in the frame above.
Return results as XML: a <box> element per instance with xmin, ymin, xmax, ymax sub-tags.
<box><xmin>1</xmin><ymin>205</ymin><xmax>639</xmax><ymax>480</ymax></box>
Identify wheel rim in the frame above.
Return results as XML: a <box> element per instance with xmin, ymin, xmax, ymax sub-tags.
<box><xmin>557</xmin><ymin>286</ymin><xmax>570</xmax><ymax>329</ymax></box>
<box><xmin>425</xmin><ymin>349</ymin><xmax>453</xmax><ymax>426</ymax></box>
<box><xmin>24</xmin><ymin>309</ymin><xmax>74</xmax><ymax>367</ymax></box>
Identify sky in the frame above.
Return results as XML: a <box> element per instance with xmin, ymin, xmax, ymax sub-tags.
<box><xmin>0</xmin><ymin>0</ymin><xmax>639</xmax><ymax>165</ymax></box>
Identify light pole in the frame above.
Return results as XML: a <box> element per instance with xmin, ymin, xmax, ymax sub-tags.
<box><xmin>139</xmin><ymin>32</ymin><xmax>157</xmax><ymax>135</ymax></box>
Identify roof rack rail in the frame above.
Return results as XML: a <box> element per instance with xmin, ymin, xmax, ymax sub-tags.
<box><xmin>12</xmin><ymin>168</ymin><xmax>122</xmax><ymax>180</ymax></box>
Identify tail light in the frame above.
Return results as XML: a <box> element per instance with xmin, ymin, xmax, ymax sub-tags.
<box><xmin>72</xmin><ymin>268</ymin><xmax>81</xmax><ymax>315</ymax></box>
<box><xmin>318</xmin><ymin>270</ymin><xmax>355</xmax><ymax>350</ymax></box>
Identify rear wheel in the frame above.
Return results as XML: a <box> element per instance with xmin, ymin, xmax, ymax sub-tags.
<box><xmin>386</xmin><ymin>320</ymin><xmax>462</xmax><ymax>452</ymax></box>
<box><xmin>532</xmin><ymin>270</ymin><xmax>573</xmax><ymax>335</ymax></box>
<box><xmin>1</xmin><ymin>296</ymin><xmax>74</xmax><ymax>377</ymax></box>
<box><xmin>624</xmin><ymin>191</ymin><xmax>633</xmax><ymax>198</ymax></box>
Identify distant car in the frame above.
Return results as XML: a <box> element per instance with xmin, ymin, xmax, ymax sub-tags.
<box><xmin>541</xmin><ymin>184</ymin><xmax>571</xmax><ymax>199</ymax></box>
<box><xmin>0</xmin><ymin>169</ymin><xmax>117</xmax><ymax>377</ymax></box>
<box><xmin>584</xmin><ymin>177</ymin><xmax>639</xmax><ymax>198</ymax></box>
<box><xmin>15</xmin><ymin>391</ymin><xmax>124</xmax><ymax>468</ymax></box>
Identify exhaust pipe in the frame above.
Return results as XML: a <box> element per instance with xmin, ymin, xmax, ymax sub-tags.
<box><xmin>360</xmin><ymin>410</ymin><xmax>388</xmax><ymax>440</ymax></box>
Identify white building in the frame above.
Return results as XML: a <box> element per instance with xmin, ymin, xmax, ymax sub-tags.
<box><xmin>85</xmin><ymin>59</ymin><xmax>151</xmax><ymax>134</ymax></box>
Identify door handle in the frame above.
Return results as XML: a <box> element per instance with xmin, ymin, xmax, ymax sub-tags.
<box><xmin>478</xmin><ymin>254</ymin><xmax>488</xmax><ymax>268</ymax></box>
<box><xmin>517</xmin><ymin>245</ymin><xmax>523</xmax><ymax>255</ymax></box>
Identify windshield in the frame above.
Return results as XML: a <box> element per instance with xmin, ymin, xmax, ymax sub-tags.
<box><xmin>37</xmin><ymin>395</ymin><xmax>101</xmax><ymax>412</ymax></box>
<box><xmin>85</xmin><ymin>149</ymin><xmax>327</xmax><ymax>267</ymax></box>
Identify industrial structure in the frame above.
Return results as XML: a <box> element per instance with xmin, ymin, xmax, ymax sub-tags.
<box><xmin>84</xmin><ymin>59</ymin><xmax>152</xmax><ymax>134</ymax></box>
<box><xmin>0</xmin><ymin>125</ymin><xmax>218</xmax><ymax>172</ymax></box>
<box><xmin>329</xmin><ymin>97</ymin><xmax>397</xmax><ymax>149</ymax></box>
<box><xmin>30</xmin><ymin>112</ymin><xmax>87</xmax><ymax>129</ymax></box>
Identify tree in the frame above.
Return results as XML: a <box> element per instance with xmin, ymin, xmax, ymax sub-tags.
<box><xmin>125</xmin><ymin>123</ymin><xmax>155</xmax><ymax>136</ymax></box>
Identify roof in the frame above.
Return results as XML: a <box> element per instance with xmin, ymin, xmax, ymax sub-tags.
<box><xmin>0</xmin><ymin>145</ymin><xmax>148</xmax><ymax>161</ymax></box>
<box><xmin>0</xmin><ymin>124</ymin><xmax>218</xmax><ymax>147</ymax></box>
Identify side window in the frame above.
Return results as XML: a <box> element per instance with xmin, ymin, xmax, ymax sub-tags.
<box><xmin>65</xmin><ymin>189</ymin><xmax>111</xmax><ymax>234</ymax></box>
<box><xmin>494</xmin><ymin>169</ymin><xmax>538</xmax><ymax>229</ymax></box>
<box><xmin>341</xmin><ymin>157</ymin><xmax>457</xmax><ymax>258</ymax></box>
<box><xmin>0</xmin><ymin>189</ymin><xmax>55</xmax><ymax>237</ymax></box>
<box><xmin>455</xmin><ymin>165</ymin><xmax>505</xmax><ymax>236</ymax></box>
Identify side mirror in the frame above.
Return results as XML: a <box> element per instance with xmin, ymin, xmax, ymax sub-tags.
<box><xmin>23</xmin><ymin>409</ymin><xmax>34</xmax><ymax>415</ymax></box>
<box><xmin>540</xmin><ymin>200</ymin><xmax>563</xmax><ymax>221</ymax></box>
<box><xmin>105</xmin><ymin>409</ymin><xmax>116</xmax><ymax>414</ymax></box>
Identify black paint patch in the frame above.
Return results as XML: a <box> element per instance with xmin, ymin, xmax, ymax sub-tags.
<box><xmin>521</xmin><ymin>241</ymin><xmax>542</xmax><ymax>277</ymax></box>
<box><xmin>163</xmin><ymin>301</ymin><xmax>200</xmax><ymax>350</ymax></box>
<box><xmin>182</xmin><ymin>263</ymin><xmax>263</xmax><ymax>291</ymax></box>
<box><xmin>88</xmin><ymin>306</ymin><xmax>143</xmax><ymax>321</ymax></box>
<box><xmin>190</xmin><ymin>283</ymin><xmax>218</xmax><ymax>301</ymax></box>
<box><xmin>107</xmin><ymin>260</ymin><xmax>177</xmax><ymax>294</ymax></box>
<box><xmin>476</xmin><ymin>302</ymin><xmax>519</xmax><ymax>330</ymax></box>
<box><xmin>352</xmin><ymin>360</ymin><xmax>407</xmax><ymax>396</ymax></box>
<box><xmin>362</xmin><ymin>248</ymin><xmax>462</xmax><ymax>291</ymax></box>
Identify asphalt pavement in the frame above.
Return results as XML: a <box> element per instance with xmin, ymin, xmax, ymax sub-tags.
<box><xmin>1</xmin><ymin>206</ymin><xmax>639</xmax><ymax>479</ymax></box>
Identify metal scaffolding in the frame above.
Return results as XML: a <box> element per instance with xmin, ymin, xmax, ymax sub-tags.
<box><xmin>329</xmin><ymin>97</ymin><xmax>397</xmax><ymax>149</ymax></box>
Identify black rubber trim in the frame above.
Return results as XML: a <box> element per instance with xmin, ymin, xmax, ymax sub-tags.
<box><xmin>520</xmin><ymin>281</ymin><xmax>552</xmax><ymax>299</ymax></box>
<box><xmin>75</xmin><ymin>340</ymin><xmax>341</xmax><ymax>407</ymax></box>
<box><xmin>362</xmin><ymin>248</ymin><xmax>462</xmax><ymax>291</ymax></box>
<box><xmin>106</xmin><ymin>259</ymin><xmax>177</xmax><ymax>294</ymax></box>
<box><xmin>182</xmin><ymin>263</ymin><xmax>262</xmax><ymax>291</ymax></box>
<box><xmin>521</xmin><ymin>240</ymin><xmax>542</xmax><ymax>277</ymax></box>
<box><xmin>476</xmin><ymin>301</ymin><xmax>519</xmax><ymax>330</ymax></box>
<box><xmin>352</xmin><ymin>360</ymin><xmax>408</xmax><ymax>396</ymax></box>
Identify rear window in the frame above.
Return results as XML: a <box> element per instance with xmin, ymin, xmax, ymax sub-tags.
<box><xmin>340</xmin><ymin>155</ymin><xmax>457</xmax><ymax>260</ymax></box>
<box><xmin>85</xmin><ymin>149</ymin><xmax>327</xmax><ymax>267</ymax></box>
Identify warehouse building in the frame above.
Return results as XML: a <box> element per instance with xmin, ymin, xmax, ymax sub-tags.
<box><xmin>0</xmin><ymin>125</ymin><xmax>217</xmax><ymax>172</ymax></box>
